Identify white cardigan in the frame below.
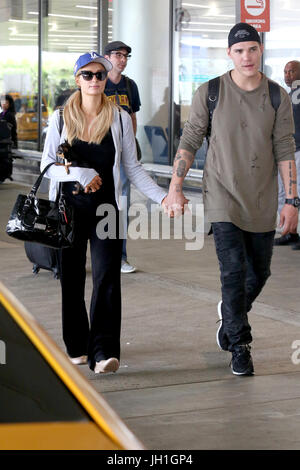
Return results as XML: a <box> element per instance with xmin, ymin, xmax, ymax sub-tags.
<box><xmin>41</xmin><ymin>107</ymin><xmax>167</xmax><ymax>207</ymax></box>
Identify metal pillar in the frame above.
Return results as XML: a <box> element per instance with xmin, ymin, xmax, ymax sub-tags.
<box><xmin>98</xmin><ymin>0</ymin><xmax>109</xmax><ymax>54</ymax></box>
<box><xmin>168</xmin><ymin>0</ymin><xmax>175</xmax><ymax>165</ymax></box>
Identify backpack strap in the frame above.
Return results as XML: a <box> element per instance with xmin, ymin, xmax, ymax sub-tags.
<box><xmin>207</xmin><ymin>76</ymin><xmax>220</xmax><ymax>140</ymax></box>
<box><xmin>205</xmin><ymin>77</ymin><xmax>280</xmax><ymax>140</ymax></box>
<box><xmin>119</xmin><ymin>108</ymin><xmax>123</xmax><ymax>138</ymax></box>
<box><xmin>124</xmin><ymin>75</ymin><xmax>133</xmax><ymax>114</ymax></box>
<box><xmin>268</xmin><ymin>80</ymin><xmax>281</xmax><ymax>112</ymax></box>
<box><xmin>118</xmin><ymin>108</ymin><xmax>124</xmax><ymax>156</ymax></box>
<box><xmin>58</xmin><ymin>107</ymin><xmax>64</xmax><ymax>135</ymax></box>
<box><xmin>56</xmin><ymin>107</ymin><xmax>65</xmax><ymax>165</ymax></box>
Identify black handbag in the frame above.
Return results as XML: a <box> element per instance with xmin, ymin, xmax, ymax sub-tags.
<box><xmin>6</xmin><ymin>162</ymin><xmax>75</xmax><ymax>249</ymax></box>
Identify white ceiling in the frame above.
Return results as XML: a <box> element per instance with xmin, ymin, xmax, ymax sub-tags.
<box><xmin>0</xmin><ymin>0</ymin><xmax>111</xmax><ymax>52</ymax></box>
<box><xmin>1</xmin><ymin>1</ymin><xmax>300</xmax><ymax>53</ymax></box>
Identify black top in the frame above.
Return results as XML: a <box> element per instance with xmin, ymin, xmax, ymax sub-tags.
<box><xmin>63</xmin><ymin>130</ymin><xmax>116</xmax><ymax>213</ymax></box>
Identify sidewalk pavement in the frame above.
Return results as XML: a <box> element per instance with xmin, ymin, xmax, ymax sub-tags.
<box><xmin>1</xmin><ymin>180</ymin><xmax>300</xmax><ymax>450</ymax></box>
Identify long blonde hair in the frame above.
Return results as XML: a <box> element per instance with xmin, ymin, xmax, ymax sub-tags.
<box><xmin>63</xmin><ymin>89</ymin><xmax>115</xmax><ymax>145</ymax></box>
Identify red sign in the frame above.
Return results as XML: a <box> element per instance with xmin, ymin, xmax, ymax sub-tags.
<box><xmin>240</xmin><ymin>0</ymin><xmax>270</xmax><ymax>32</ymax></box>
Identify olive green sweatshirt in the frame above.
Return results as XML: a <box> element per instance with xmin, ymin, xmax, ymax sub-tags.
<box><xmin>179</xmin><ymin>71</ymin><xmax>296</xmax><ymax>232</ymax></box>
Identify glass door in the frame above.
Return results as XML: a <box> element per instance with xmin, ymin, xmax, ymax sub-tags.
<box><xmin>0</xmin><ymin>0</ymin><xmax>39</xmax><ymax>150</ymax></box>
<box><xmin>173</xmin><ymin>0</ymin><xmax>235</xmax><ymax>168</ymax></box>
<box><xmin>110</xmin><ymin>0</ymin><xmax>170</xmax><ymax>165</ymax></box>
<box><xmin>263</xmin><ymin>0</ymin><xmax>300</xmax><ymax>89</ymax></box>
<box><xmin>41</xmin><ymin>0</ymin><xmax>98</xmax><ymax>148</ymax></box>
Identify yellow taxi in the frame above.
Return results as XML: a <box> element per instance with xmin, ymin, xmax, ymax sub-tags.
<box><xmin>14</xmin><ymin>95</ymin><xmax>48</xmax><ymax>142</ymax></box>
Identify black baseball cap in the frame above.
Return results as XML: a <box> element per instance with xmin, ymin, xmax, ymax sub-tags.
<box><xmin>104</xmin><ymin>41</ymin><xmax>132</xmax><ymax>55</ymax></box>
<box><xmin>228</xmin><ymin>22</ymin><xmax>261</xmax><ymax>48</ymax></box>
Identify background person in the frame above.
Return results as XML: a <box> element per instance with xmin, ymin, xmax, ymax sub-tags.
<box><xmin>274</xmin><ymin>60</ymin><xmax>300</xmax><ymax>249</ymax></box>
<box><xmin>0</xmin><ymin>93</ymin><xmax>18</xmax><ymax>148</ymax></box>
<box><xmin>163</xmin><ymin>23</ymin><xmax>298</xmax><ymax>376</ymax></box>
<box><xmin>104</xmin><ymin>40</ymin><xmax>141</xmax><ymax>274</ymax></box>
<box><xmin>54</xmin><ymin>88</ymin><xmax>76</xmax><ymax>109</ymax></box>
<box><xmin>41</xmin><ymin>52</ymin><xmax>166</xmax><ymax>374</ymax></box>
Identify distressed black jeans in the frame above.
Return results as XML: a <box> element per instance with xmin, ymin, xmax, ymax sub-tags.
<box><xmin>212</xmin><ymin>222</ymin><xmax>275</xmax><ymax>351</ymax></box>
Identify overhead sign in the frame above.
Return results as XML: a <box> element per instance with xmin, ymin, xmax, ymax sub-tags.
<box><xmin>240</xmin><ymin>0</ymin><xmax>270</xmax><ymax>32</ymax></box>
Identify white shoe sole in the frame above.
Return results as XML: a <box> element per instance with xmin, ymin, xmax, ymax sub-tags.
<box><xmin>69</xmin><ymin>355</ymin><xmax>88</xmax><ymax>365</ymax></box>
<box><xmin>121</xmin><ymin>266</ymin><xmax>136</xmax><ymax>274</ymax></box>
<box><xmin>216</xmin><ymin>301</ymin><xmax>223</xmax><ymax>350</ymax></box>
<box><xmin>231</xmin><ymin>367</ymin><xmax>255</xmax><ymax>376</ymax></box>
<box><xmin>94</xmin><ymin>357</ymin><xmax>119</xmax><ymax>374</ymax></box>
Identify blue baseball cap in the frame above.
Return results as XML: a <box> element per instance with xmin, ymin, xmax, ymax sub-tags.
<box><xmin>73</xmin><ymin>51</ymin><xmax>112</xmax><ymax>76</ymax></box>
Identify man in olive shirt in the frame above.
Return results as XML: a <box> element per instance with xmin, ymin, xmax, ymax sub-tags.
<box><xmin>163</xmin><ymin>23</ymin><xmax>298</xmax><ymax>376</ymax></box>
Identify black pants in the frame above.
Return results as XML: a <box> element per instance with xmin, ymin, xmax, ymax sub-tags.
<box><xmin>212</xmin><ymin>222</ymin><xmax>275</xmax><ymax>351</ymax></box>
<box><xmin>59</xmin><ymin>207</ymin><xmax>123</xmax><ymax>370</ymax></box>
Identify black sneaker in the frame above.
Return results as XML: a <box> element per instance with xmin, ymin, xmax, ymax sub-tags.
<box><xmin>274</xmin><ymin>233</ymin><xmax>300</xmax><ymax>246</ymax></box>
<box><xmin>216</xmin><ymin>301</ymin><xmax>229</xmax><ymax>351</ymax></box>
<box><xmin>231</xmin><ymin>345</ymin><xmax>254</xmax><ymax>376</ymax></box>
<box><xmin>292</xmin><ymin>241</ymin><xmax>300</xmax><ymax>251</ymax></box>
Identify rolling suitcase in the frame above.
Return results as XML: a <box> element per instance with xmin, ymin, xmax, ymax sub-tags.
<box><xmin>24</xmin><ymin>242</ymin><xmax>60</xmax><ymax>279</ymax></box>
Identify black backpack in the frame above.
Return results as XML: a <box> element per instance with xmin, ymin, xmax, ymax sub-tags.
<box><xmin>206</xmin><ymin>76</ymin><xmax>281</xmax><ymax>140</ymax></box>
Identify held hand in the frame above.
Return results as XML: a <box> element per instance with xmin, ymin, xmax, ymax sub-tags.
<box><xmin>279</xmin><ymin>204</ymin><xmax>299</xmax><ymax>235</ymax></box>
<box><xmin>84</xmin><ymin>175</ymin><xmax>102</xmax><ymax>193</ymax></box>
<box><xmin>162</xmin><ymin>190</ymin><xmax>189</xmax><ymax>218</ymax></box>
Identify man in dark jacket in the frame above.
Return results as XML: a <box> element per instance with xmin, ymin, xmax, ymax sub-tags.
<box><xmin>0</xmin><ymin>94</ymin><xmax>18</xmax><ymax>148</ymax></box>
<box><xmin>274</xmin><ymin>60</ymin><xmax>300</xmax><ymax>249</ymax></box>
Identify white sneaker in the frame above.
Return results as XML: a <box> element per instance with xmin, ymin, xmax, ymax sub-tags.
<box><xmin>69</xmin><ymin>355</ymin><xmax>88</xmax><ymax>365</ymax></box>
<box><xmin>94</xmin><ymin>357</ymin><xmax>120</xmax><ymax>374</ymax></box>
<box><xmin>121</xmin><ymin>260</ymin><xmax>136</xmax><ymax>274</ymax></box>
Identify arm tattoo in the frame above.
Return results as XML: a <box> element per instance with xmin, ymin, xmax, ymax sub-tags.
<box><xmin>185</xmin><ymin>153</ymin><xmax>194</xmax><ymax>162</ymax></box>
<box><xmin>176</xmin><ymin>160</ymin><xmax>186</xmax><ymax>177</ymax></box>
<box><xmin>278</xmin><ymin>161</ymin><xmax>297</xmax><ymax>197</ymax></box>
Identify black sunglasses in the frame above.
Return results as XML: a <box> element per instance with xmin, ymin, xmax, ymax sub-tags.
<box><xmin>79</xmin><ymin>70</ymin><xmax>108</xmax><ymax>81</ymax></box>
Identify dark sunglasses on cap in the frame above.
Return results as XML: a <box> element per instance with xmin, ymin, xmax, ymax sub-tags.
<box><xmin>79</xmin><ymin>70</ymin><xmax>108</xmax><ymax>81</ymax></box>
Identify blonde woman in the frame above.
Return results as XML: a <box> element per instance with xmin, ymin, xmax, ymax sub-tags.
<box><xmin>41</xmin><ymin>52</ymin><xmax>166</xmax><ymax>374</ymax></box>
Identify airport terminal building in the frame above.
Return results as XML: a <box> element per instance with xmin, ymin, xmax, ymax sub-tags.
<box><xmin>1</xmin><ymin>0</ymin><xmax>300</xmax><ymax>452</ymax></box>
<box><xmin>1</xmin><ymin>0</ymin><xmax>299</xmax><ymax>169</ymax></box>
